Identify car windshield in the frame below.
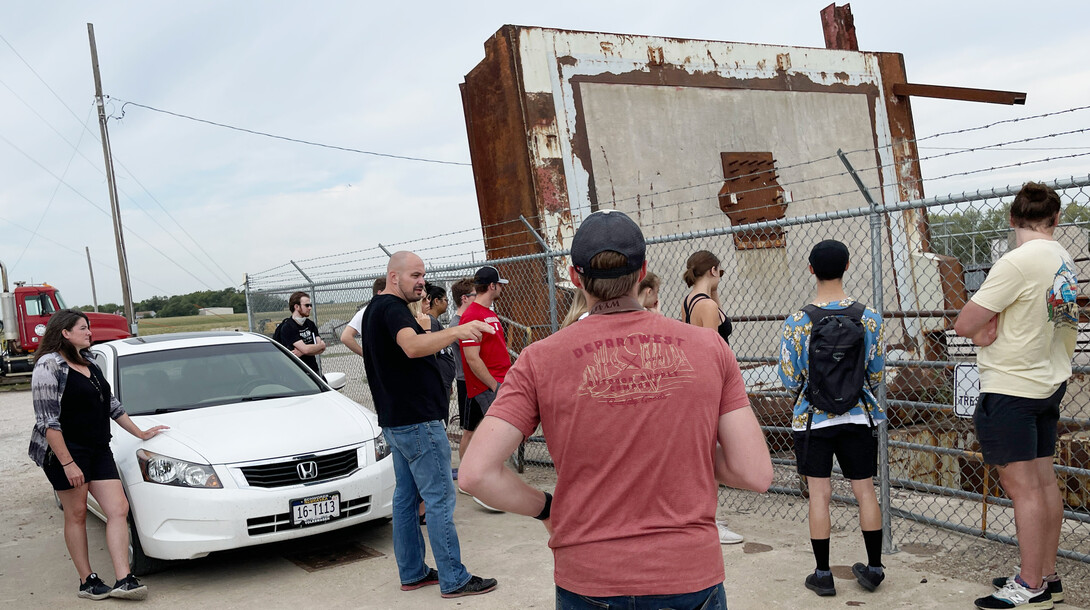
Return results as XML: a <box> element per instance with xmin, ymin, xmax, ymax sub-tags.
<box><xmin>118</xmin><ymin>342</ymin><xmax>323</xmax><ymax>415</ymax></box>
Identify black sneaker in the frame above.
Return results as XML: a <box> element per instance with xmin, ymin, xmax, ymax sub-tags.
<box><xmin>852</xmin><ymin>562</ymin><xmax>885</xmax><ymax>592</ymax></box>
<box><xmin>805</xmin><ymin>570</ymin><xmax>835</xmax><ymax>597</ymax></box>
<box><xmin>401</xmin><ymin>568</ymin><xmax>439</xmax><ymax>591</ymax></box>
<box><xmin>992</xmin><ymin>573</ymin><xmax>1063</xmax><ymax>604</ymax></box>
<box><xmin>109</xmin><ymin>573</ymin><xmax>148</xmax><ymax>600</ymax></box>
<box><xmin>78</xmin><ymin>573</ymin><xmax>111</xmax><ymax>600</ymax></box>
<box><xmin>441</xmin><ymin>575</ymin><xmax>498</xmax><ymax>598</ymax></box>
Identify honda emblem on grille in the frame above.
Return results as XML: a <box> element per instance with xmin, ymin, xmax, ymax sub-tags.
<box><xmin>297</xmin><ymin>461</ymin><xmax>318</xmax><ymax>480</ymax></box>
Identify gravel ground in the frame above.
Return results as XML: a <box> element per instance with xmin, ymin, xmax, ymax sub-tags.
<box><xmin>2</xmin><ymin>386</ymin><xmax>1085</xmax><ymax>609</ymax></box>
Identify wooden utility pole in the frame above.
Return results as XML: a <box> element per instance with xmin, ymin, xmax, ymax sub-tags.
<box><xmin>85</xmin><ymin>246</ymin><xmax>99</xmax><ymax>312</ymax></box>
<box><xmin>87</xmin><ymin>23</ymin><xmax>135</xmax><ymax>333</ymax></box>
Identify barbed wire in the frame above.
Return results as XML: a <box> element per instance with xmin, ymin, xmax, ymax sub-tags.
<box><xmin>598</xmin><ymin>105</ymin><xmax>1090</xmax><ymax>211</ymax></box>
<box><xmin>248</xmin><ymin>104</ymin><xmax>1089</xmax><ymax>289</ymax></box>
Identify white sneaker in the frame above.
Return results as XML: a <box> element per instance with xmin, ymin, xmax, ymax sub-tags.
<box><xmin>472</xmin><ymin>496</ymin><xmax>504</xmax><ymax>513</ymax></box>
<box><xmin>975</xmin><ymin>579</ymin><xmax>1052</xmax><ymax>609</ymax></box>
<box><xmin>716</xmin><ymin>521</ymin><xmax>743</xmax><ymax>544</ymax></box>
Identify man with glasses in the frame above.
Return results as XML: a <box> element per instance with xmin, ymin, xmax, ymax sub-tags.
<box><xmin>275</xmin><ymin>291</ymin><xmax>326</xmax><ymax>375</ymax></box>
<box><xmin>423</xmin><ymin>282</ymin><xmax>457</xmax><ymax>400</ymax></box>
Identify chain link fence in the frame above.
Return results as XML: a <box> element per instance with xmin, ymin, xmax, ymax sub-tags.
<box><xmin>246</xmin><ymin>173</ymin><xmax>1090</xmax><ymax>585</ymax></box>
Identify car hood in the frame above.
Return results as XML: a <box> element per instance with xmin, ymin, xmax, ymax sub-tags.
<box><xmin>129</xmin><ymin>391</ymin><xmax>378</xmax><ymax>465</ymax></box>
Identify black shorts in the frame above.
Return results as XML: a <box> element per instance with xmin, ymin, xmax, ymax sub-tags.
<box><xmin>456</xmin><ymin>380</ymin><xmax>468</xmax><ymax>417</ymax></box>
<box><xmin>42</xmin><ymin>443</ymin><xmax>120</xmax><ymax>491</ymax></box>
<box><xmin>974</xmin><ymin>383</ymin><xmax>1065</xmax><ymax>466</ymax></box>
<box><xmin>460</xmin><ymin>393</ymin><xmax>486</xmax><ymax>432</ymax></box>
<box><xmin>793</xmin><ymin>424</ymin><xmax>877</xmax><ymax>480</ymax></box>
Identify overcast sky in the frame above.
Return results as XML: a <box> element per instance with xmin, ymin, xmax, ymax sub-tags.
<box><xmin>2</xmin><ymin>0</ymin><xmax>1087</xmax><ymax>306</ymax></box>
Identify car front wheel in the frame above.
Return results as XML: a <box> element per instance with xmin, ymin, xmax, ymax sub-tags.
<box><xmin>128</xmin><ymin>515</ymin><xmax>169</xmax><ymax>576</ymax></box>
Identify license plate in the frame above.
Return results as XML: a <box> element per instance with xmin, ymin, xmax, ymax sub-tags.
<box><xmin>290</xmin><ymin>493</ymin><xmax>340</xmax><ymax>526</ymax></box>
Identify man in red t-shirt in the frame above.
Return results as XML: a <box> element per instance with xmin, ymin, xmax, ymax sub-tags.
<box><xmin>457</xmin><ymin>265</ymin><xmax>512</xmax><ymax>465</ymax></box>
<box><xmin>458</xmin><ymin>210</ymin><xmax>773</xmax><ymax>607</ymax></box>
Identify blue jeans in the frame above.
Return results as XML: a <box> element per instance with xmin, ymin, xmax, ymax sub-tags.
<box><xmin>556</xmin><ymin>583</ymin><xmax>727</xmax><ymax>610</ymax></box>
<box><xmin>383</xmin><ymin>421</ymin><xmax>471</xmax><ymax>594</ymax></box>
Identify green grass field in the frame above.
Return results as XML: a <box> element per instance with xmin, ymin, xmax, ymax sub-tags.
<box><xmin>137</xmin><ymin>313</ymin><xmax>250</xmax><ymax>336</ymax></box>
<box><xmin>137</xmin><ymin>302</ymin><xmax>362</xmax><ymax>337</ymax></box>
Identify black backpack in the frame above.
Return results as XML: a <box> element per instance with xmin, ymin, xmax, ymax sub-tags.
<box><xmin>802</xmin><ymin>301</ymin><xmax>869</xmax><ymax>417</ymax></box>
<box><xmin>271</xmin><ymin>317</ymin><xmax>290</xmax><ymax>347</ymax></box>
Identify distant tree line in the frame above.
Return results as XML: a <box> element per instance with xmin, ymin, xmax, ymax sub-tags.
<box><xmin>78</xmin><ymin>287</ymin><xmax>248</xmax><ymax>317</ymax></box>
<box><xmin>928</xmin><ymin>200</ymin><xmax>1090</xmax><ymax>267</ymax></box>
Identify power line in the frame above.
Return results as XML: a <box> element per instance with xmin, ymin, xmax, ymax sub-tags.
<box><xmin>0</xmin><ymin>131</ymin><xmax>226</xmax><ymax>292</ymax></box>
<box><xmin>0</xmin><ymin>214</ymin><xmax>171</xmax><ymax>294</ymax></box>
<box><xmin>10</xmin><ymin>104</ymin><xmax>95</xmax><ymax>273</ymax></box>
<box><xmin>1</xmin><ymin>31</ymin><xmax>237</xmax><ymax>290</ymax></box>
<box><xmin>110</xmin><ymin>97</ymin><xmax>474</xmax><ymax>167</ymax></box>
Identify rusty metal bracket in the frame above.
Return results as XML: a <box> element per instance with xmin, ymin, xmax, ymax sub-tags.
<box><xmin>377</xmin><ymin>243</ymin><xmax>392</xmax><ymax>257</ymax></box>
<box><xmin>892</xmin><ymin>83</ymin><xmax>1026</xmax><ymax>106</ymax></box>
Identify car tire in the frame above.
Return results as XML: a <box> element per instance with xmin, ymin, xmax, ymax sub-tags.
<box><xmin>128</xmin><ymin>515</ymin><xmax>169</xmax><ymax>576</ymax></box>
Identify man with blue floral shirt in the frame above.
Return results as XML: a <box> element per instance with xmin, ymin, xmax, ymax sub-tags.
<box><xmin>778</xmin><ymin>239</ymin><xmax>886</xmax><ymax>598</ymax></box>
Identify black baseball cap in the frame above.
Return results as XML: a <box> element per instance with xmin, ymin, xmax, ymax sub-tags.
<box><xmin>809</xmin><ymin>240</ymin><xmax>850</xmax><ymax>278</ymax></box>
<box><xmin>571</xmin><ymin>210</ymin><xmax>646</xmax><ymax>279</ymax></box>
<box><xmin>474</xmin><ymin>265</ymin><xmax>509</xmax><ymax>285</ymax></box>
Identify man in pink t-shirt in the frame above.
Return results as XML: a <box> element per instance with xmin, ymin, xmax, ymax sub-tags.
<box><xmin>459</xmin><ymin>210</ymin><xmax>773</xmax><ymax>607</ymax></box>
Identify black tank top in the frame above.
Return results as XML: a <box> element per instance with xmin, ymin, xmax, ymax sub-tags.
<box><xmin>59</xmin><ymin>364</ymin><xmax>112</xmax><ymax>448</ymax></box>
<box><xmin>683</xmin><ymin>293</ymin><xmax>732</xmax><ymax>345</ymax></box>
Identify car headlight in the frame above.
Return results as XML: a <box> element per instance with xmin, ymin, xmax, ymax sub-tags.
<box><xmin>373</xmin><ymin>434</ymin><xmax>390</xmax><ymax>461</ymax></box>
<box><xmin>137</xmin><ymin>449</ymin><xmax>222</xmax><ymax>488</ymax></box>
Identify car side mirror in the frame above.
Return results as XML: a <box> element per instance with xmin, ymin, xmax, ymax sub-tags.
<box><xmin>324</xmin><ymin>371</ymin><xmax>347</xmax><ymax>391</ymax></box>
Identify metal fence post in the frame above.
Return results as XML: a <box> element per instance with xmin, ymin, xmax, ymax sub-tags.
<box><xmin>519</xmin><ymin>215</ymin><xmax>559</xmax><ymax>333</ymax></box>
<box><xmin>838</xmin><ymin>150</ymin><xmax>897</xmax><ymax>554</ymax></box>
<box><xmin>244</xmin><ymin>273</ymin><xmax>255</xmax><ymax>332</ymax></box>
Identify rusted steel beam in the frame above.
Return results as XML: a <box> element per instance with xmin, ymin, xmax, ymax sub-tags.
<box><xmin>820</xmin><ymin>3</ymin><xmax>858</xmax><ymax>51</ymax></box>
<box><xmin>892</xmin><ymin>83</ymin><xmax>1027</xmax><ymax>106</ymax></box>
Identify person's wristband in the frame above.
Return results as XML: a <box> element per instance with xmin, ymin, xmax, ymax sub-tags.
<box><xmin>61</xmin><ymin>460</ymin><xmax>74</xmax><ymax>467</ymax></box>
<box><xmin>534</xmin><ymin>491</ymin><xmax>552</xmax><ymax>521</ymax></box>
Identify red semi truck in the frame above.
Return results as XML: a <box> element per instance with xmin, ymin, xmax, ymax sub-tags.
<box><xmin>1</xmin><ymin>261</ymin><xmax>131</xmax><ymax>379</ymax></box>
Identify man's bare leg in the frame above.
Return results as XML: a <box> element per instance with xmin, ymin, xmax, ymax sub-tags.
<box><xmin>807</xmin><ymin>477</ymin><xmax>832</xmax><ymax>539</ymax></box>
<box><xmin>850</xmin><ymin>478</ymin><xmax>881</xmax><ymax>531</ymax></box>
<box><xmin>1035</xmin><ymin>456</ymin><xmax>1062</xmax><ymax>579</ymax></box>
<box><xmin>997</xmin><ymin>460</ymin><xmax>1055</xmax><ymax>589</ymax></box>
<box><xmin>458</xmin><ymin>430</ymin><xmax>474</xmax><ymax>462</ymax></box>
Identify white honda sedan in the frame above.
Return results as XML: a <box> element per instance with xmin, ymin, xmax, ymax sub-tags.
<box><xmin>85</xmin><ymin>331</ymin><xmax>394</xmax><ymax>574</ymax></box>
